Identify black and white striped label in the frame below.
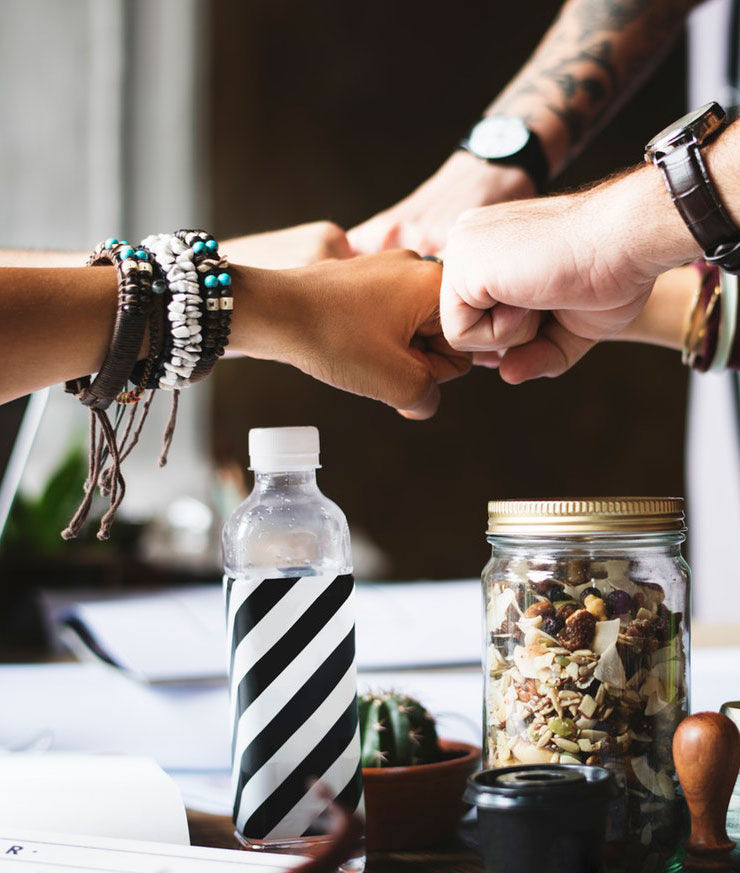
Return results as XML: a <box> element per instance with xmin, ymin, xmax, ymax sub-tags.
<box><xmin>224</xmin><ymin>573</ymin><xmax>363</xmax><ymax>840</ymax></box>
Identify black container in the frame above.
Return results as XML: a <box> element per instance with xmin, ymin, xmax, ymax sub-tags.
<box><xmin>464</xmin><ymin>765</ymin><xmax>613</xmax><ymax>873</ymax></box>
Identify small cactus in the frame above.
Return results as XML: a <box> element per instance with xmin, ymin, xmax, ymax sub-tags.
<box><xmin>358</xmin><ymin>691</ymin><xmax>440</xmax><ymax>768</ymax></box>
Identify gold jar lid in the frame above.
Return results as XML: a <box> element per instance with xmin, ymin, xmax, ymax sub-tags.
<box><xmin>487</xmin><ymin>497</ymin><xmax>685</xmax><ymax>535</ymax></box>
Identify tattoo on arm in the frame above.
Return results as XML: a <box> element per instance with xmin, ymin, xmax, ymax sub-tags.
<box><xmin>492</xmin><ymin>0</ymin><xmax>699</xmax><ymax>166</ymax></box>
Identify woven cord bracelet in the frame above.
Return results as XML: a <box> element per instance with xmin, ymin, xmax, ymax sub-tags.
<box><xmin>63</xmin><ymin>238</ymin><xmax>154</xmax><ymax>541</ymax></box>
<box><xmin>65</xmin><ymin>239</ymin><xmax>153</xmax><ymax>409</ymax></box>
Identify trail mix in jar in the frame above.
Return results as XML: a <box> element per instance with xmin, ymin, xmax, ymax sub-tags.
<box><xmin>485</xmin><ymin>557</ymin><xmax>687</xmax><ymax>867</ymax></box>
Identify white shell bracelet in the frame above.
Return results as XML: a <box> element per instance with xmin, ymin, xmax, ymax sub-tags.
<box><xmin>141</xmin><ymin>232</ymin><xmax>203</xmax><ymax>390</ymax></box>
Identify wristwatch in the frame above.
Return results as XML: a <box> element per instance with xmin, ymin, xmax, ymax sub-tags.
<box><xmin>461</xmin><ymin>116</ymin><xmax>550</xmax><ymax>194</ymax></box>
<box><xmin>645</xmin><ymin>102</ymin><xmax>740</xmax><ymax>274</ymax></box>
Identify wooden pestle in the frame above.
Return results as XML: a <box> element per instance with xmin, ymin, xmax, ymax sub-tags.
<box><xmin>673</xmin><ymin>711</ymin><xmax>740</xmax><ymax>862</ymax></box>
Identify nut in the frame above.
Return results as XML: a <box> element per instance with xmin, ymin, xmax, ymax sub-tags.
<box><xmin>553</xmin><ymin>736</ymin><xmax>581</xmax><ymax>753</ymax></box>
<box><xmin>525</xmin><ymin>600</ymin><xmax>555</xmax><ymax>619</ymax></box>
<box><xmin>557</xmin><ymin>609</ymin><xmax>597</xmax><ymax>652</ymax></box>
<box><xmin>584</xmin><ymin>594</ymin><xmax>607</xmax><ymax>621</ymax></box>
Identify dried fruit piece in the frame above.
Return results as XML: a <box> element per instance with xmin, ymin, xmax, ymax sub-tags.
<box><xmin>655</xmin><ymin>604</ymin><xmax>681</xmax><ymax>642</ymax></box>
<box><xmin>579</xmin><ymin>586</ymin><xmax>602</xmax><ymax>605</ymax></box>
<box><xmin>557</xmin><ymin>609</ymin><xmax>597</xmax><ymax>652</ymax></box>
<box><xmin>525</xmin><ymin>600</ymin><xmax>556</xmax><ymax>619</ymax></box>
<box><xmin>592</xmin><ymin>618</ymin><xmax>621</xmax><ymax>655</ymax></box>
<box><xmin>541</xmin><ymin>616</ymin><xmax>565</xmax><ymax>637</ymax></box>
<box><xmin>565</xmin><ymin>559</ymin><xmax>591</xmax><ymax>586</ymax></box>
<box><xmin>578</xmin><ymin>694</ymin><xmax>597</xmax><ymax>718</ymax></box>
<box><xmin>545</xmin><ymin>583</ymin><xmax>566</xmax><ymax>602</ymax></box>
<box><xmin>605</xmin><ymin>589</ymin><xmax>632</xmax><ymax>617</ymax></box>
<box><xmin>556</xmin><ymin>601</ymin><xmax>579</xmax><ymax>621</ymax></box>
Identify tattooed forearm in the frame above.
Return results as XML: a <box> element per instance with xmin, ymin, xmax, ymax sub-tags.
<box><xmin>489</xmin><ymin>0</ymin><xmax>701</xmax><ymax>173</ymax></box>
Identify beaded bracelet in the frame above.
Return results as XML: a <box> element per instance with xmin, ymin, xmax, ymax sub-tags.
<box><xmin>125</xmin><ymin>253</ymin><xmax>169</xmax><ymax>395</ymax></box>
<box><xmin>141</xmin><ymin>232</ymin><xmax>207</xmax><ymax>389</ymax></box>
<box><xmin>63</xmin><ymin>228</ymin><xmax>229</xmax><ymax>542</ymax></box>
<box><xmin>174</xmin><ymin>229</ymin><xmax>232</xmax><ymax>382</ymax></box>
<box><xmin>65</xmin><ymin>239</ymin><xmax>153</xmax><ymax>409</ymax></box>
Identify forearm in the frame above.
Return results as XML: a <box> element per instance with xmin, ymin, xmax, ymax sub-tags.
<box><xmin>0</xmin><ymin>264</ymin><xmax>282</xmax><ymax>404</ymax></box>
<box><xmin>590</xmin><ymin>116</ymin><xmax>740</xmax><ymax>280</ymax></box>
<box><xmin>488</xmin><ymin>0</ymin><xmax>699</xmax><ymax>175</ymax></box>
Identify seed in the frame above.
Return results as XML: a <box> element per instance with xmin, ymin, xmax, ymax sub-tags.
<box><xmin>547</xmin><ymin>716</ymin><xmax>576</xmax><ymax>737</ymax></box>
<box><xmin>553</xmin><ymin>737</ymin><xmax>581</xmax><ymax>753</ymax></box>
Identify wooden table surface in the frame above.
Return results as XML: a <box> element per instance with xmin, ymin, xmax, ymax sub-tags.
<box><xmin>186</xmin><ymin>810</ymin><xmax>484</xmax><ymax>872</ymax></box>
<box><xmin>184</xmin><ymin>627</ymin><xmax>740</xmax><ymax>872</ymax></box>
<box><xmin>5</xmin><ymin>622</ymin><xmax>737</xmax><ymax>871</ymax></box>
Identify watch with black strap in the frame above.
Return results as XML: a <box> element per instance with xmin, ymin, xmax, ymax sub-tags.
<box><xmin>645</xmin><ymin>102</ymin><xmax>740</xmax><ymax>274</ymax></box>
<box><xmin>461</xmin><ymin>116</ymin><xmax>550</xmax><ymax>194</ymax></box>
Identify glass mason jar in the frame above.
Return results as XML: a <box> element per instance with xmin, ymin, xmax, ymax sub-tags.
<box><xmin>482</xmin><ymin>498</ymin><xmax>690</xmax><ymax>873</ymax></box>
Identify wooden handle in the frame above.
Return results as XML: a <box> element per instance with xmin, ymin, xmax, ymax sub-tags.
<box><xmin>673</xmin><ymin>712</ymin><xmax>740</xmax><ymax>856</ymax></box>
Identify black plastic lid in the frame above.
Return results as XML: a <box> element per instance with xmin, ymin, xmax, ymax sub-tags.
<box><xmin>464</xmin><ymin>765</ymin><xmax>612</xmax><ymax>810</ymax></box>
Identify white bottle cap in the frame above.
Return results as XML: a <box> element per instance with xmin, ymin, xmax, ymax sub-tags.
<box><xmin>248</xmin><ymin>426</ymin><xmax>320</xmax><ymax>472</ymax></box>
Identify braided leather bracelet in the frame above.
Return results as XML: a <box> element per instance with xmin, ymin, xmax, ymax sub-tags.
<box><xmin>65</xmin><ymin>239</ymin><xmax>153</xmax><ymax>410</ymax></box>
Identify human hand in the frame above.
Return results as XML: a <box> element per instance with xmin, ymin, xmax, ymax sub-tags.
<box><xmin>224</xmin><ymin>221</ymin><xmax>352</xmax><ymax>269</ymax></box>
<box><xmin>231</xmin><ymin>250</ymin><xmax>470</xmax><ymax>419</ymax></box>
<box><xmin>440</xmin><ymin>166</ymin><xmax>697</xmax><ymax>383</ymax></box>
<box><xmin>348</xmin><ymin>151</ymin><xmax>536</xmax><ymax>256</ymax></box>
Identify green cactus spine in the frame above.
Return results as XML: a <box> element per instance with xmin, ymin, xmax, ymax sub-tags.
<box><xmin>358</xmin><ymin>691</ymin><xmax>440</xmax><ymax>768</ymax></box>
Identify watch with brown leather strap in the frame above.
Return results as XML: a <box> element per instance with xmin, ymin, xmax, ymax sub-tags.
<box><xmin>645</xmin><ymin>102</ymin><xmax>740</xmax><ymax>275</ymax></box>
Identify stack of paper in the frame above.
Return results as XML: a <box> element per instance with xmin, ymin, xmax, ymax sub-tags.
<box><xmin>54</xmin><ymin>579</ymin><xmax>483</xmax><ymax>681</ymax></box>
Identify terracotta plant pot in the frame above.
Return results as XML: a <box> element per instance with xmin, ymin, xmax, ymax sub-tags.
<box><xmin>361</xmin><ymin>738</ymin><xmax>481</xmax><ymax>851</ymax></box>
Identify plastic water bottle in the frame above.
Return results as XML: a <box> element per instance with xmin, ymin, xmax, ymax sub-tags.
<box><xmin>222</xmin><ymin>426</ymin><xmax>364</xmax><ymax>871</ymax></box>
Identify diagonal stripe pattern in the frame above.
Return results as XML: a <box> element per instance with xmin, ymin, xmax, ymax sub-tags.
<box><xmin>224</xmin><ymin>573</ymin><xmax>363</xmax><ymax>841</ymax></box>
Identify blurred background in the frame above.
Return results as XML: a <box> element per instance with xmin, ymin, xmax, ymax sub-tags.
<box><xmin>0</xmin><ymin>0</ymin><xmax>694</xmax><ymax>649</ymax></box>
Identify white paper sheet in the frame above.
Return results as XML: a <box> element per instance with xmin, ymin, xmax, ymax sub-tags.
<box><xmin>0</xmin><ymin>831</ymin><xmax>305</xmax><ymax>871</ymax></box>
<box><xmin>0</xmin><ymin>663</ymin><xmax>230</xmax><ymax>770</ymax></box>
<box><xmin>0</xmin><ymin>755</ymin><xmax>188</xmax><ymax>845</ymax></box>
<box><xmin>54</xmin><ymin>580</ymin><xmax>483</xmax><ymax>682</ymax></box>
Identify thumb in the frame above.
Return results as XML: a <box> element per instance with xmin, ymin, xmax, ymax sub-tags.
<box><xmin>379</xmin><ymin>349</ymin><xmax>442</xmax><ymax>420</ymax></box>
<box><xmin>498</xmin><ymin>319</ymin><xmax>595</xmax><ymax>384</ymax></box>
<box><xmin>396</xmin><ymin>376</ymin><xmax>441</xmax><ymax>420</ymax></box>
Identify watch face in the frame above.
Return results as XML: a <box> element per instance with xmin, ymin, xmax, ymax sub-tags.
<box><xmin>645</xmin><ymin>101</ymin><xmax>725</xmax><ymax>160</ymax></box>
<box><xmin>467</xmin><ymin>117</ymin><xmax>530</xmax><ymax>160</ymax></box>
